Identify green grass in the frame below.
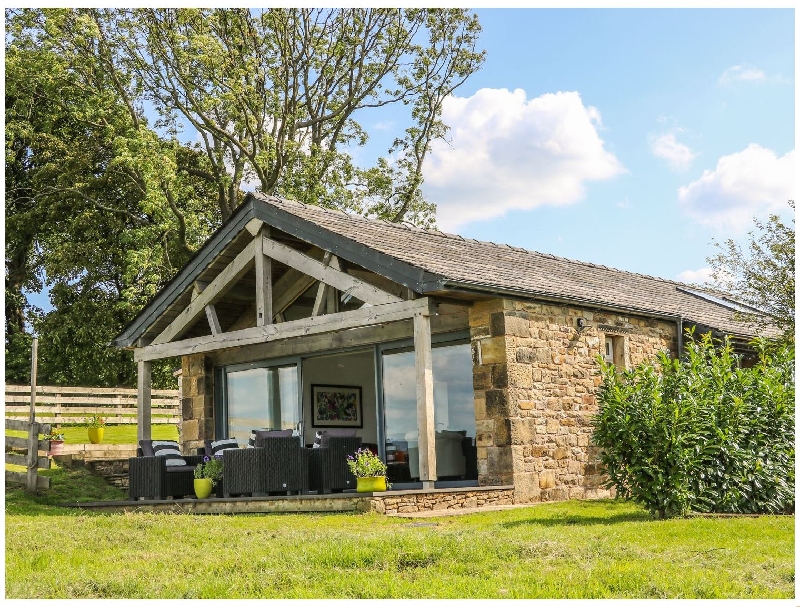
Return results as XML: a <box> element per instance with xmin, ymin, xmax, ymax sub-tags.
<box><xmin>5</xmin><ymin>465</ymin><xmax>794</xmax><ymax>599</ymax></box>
<box><xmin>6</xmin><ymin>424</ymin><xmax>178</xmax><ymax>445</ymax></box>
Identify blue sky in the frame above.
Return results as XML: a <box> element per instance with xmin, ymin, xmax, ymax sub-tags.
<box><xmin>24</xmin><ymin>7</ymin><xmax>795</xmax><ymax>312</ymax></box>
<box><xmin>402</xmin><ymin>7</ymin><xmax>795</xmax><ymax>285</ymax></box>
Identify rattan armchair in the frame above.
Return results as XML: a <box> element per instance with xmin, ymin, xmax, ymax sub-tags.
<box><xmin>221</xmin><ymin>436</ymin><xmax>308</xmax><ymax>497</ymax></box>
<box><xmin>128</xmin><ymin>448</ymin><xmax>204</xmax><ymax>501</ymax></box>
<box><xmin>308</xmin><ymin>436</ymin><xmax>362</xmax><ymax>494</ymax></box>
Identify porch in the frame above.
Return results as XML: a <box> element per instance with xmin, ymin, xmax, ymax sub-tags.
<box><xmin>63</xmin><ymin>485</ymin><xmax>515</xmax><ymax>515</ymax></box>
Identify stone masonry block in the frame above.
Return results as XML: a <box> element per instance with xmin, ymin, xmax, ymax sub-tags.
<box><xmin>486</xmin><ymin>445</ymin><xmax>514</xmax><ymax>477</ymax></box>
<box><xmin>503</xmin><ymin>314</ymin><xmax>531</xmax><ymax>337</ymax></box>
<box><xmin>182</xmin><ymin>397</ymin><xmax>194</xmax><ymax>420</ymax></box>
<box><xmin>473</xmin><ymin>394</ymin><xmax>487</xmax><ymax>419</ymax></box>
<box><xmin>479</xmin><ymin>337</ymin><xmax>507</xmax><ymax>364</ymax></box>
<box><xmin>507</xmin><ymin>363</ymin><xmax>533</xmax><ymax>389</ymax></box>
<box><xmin>491</xmin><ymin>363</ymin><xmax>508</xmax><ymax>388</ymax></box>
<box><xmin>472</xmin><ymin>367</ymin><xmax>492</xmax><ymax>390</ymax></box>
<box><xmin>469</xmin><ymin>299</ymin><xmax>504</xmax><ymax>328</ymax></box>
<box><xmin>494</xmin><ymin>418</ymin><xmax>512</xmax><ymax>446</ymax></box>
<box><xmin>490</xmin><ymin>311</ymin><xmax>506</xmax><ymax>337</ymax></box>
<box><xmin>182</xmin><ymin>419</ymin><xmax>199</xmax><ymax>442</ymax></box>
<box><xmin>485</xmin><ymin>390</ymin><xmax>509</xmax><ymax>418</ymax></box>
<box><xmin>539</xmin><ymin>470</ymin><xmax>556</xmax><ymax>489</ymax></box>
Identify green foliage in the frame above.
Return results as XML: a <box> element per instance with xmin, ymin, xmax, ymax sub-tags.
<box><xmin>707</xmin><ymin>200</ymin><xmax>795</xmax><ymax>342</ymax></box>
<box><xmin>5</xmin><ymin>8</ymin><xmax>485</xmax><ymax>387</ymax></box>
<box><xmin>593</xmin><ymin>330</ymin><xmax>795</xmax><ymax>518</ymax></box>
<box><xmin>347</xmin><ymin>447</ymin><xmax>389</xmax><ymax>478</ymax></box>
<box><xmin>194</xmin><ymin>455</ymin><xmax>224</xmax><ymax>485</ymax></box>
<box><xmin>85</xmin><ymin>414</ymin><xmax>106</xmax><ymax>428</ymax></box>
<box><xmin>42</xmin><ymin>428</ymin><xmax>65</xmax><ymax>441</ymax></box>
<box><xmin>5</xmin><ymin>8</ymin><xmax>218</xmax><ymax>387</ymax></box>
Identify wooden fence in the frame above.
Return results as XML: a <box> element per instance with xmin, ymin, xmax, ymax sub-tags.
<box><xmin>5</xmin><ymin>385</ymin><xmax>181</xmax><ymax>425</ymax></box>
<box><xmin>5</xmin><ymin>418</ymin><xmax>52</xmax><ymax>489</ymax></box>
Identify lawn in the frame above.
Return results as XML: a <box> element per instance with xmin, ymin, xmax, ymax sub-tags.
<box><xmin>7</xmin><ymin>423</ymin><xmax>179</xmax><ymax>445</ymax></box>
<box><xmin>5</xmin><ymin>465</ymin><xmax>794</xmax><ymax>599</ymax></box>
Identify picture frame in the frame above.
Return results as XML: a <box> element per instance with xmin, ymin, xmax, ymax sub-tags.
<box><xmin>311</xmin><ymin>384</ymin><xmax>363</xmax><ymax>428</ymax></box>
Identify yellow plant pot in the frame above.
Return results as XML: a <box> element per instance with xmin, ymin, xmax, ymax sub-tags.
<box><xmin>194</xmin><ymin>478</ymin><xmax>213</xmax><ymax>499</ymax></box>
<box><xmin>87</xmin><ymin>427</ymin><xmax>104</xmax><ymax>444</ymax></box>
<box><xmin>356</xmin><ymin>476</ymin><xmax>387</xmax><ymax>492</ymax></box>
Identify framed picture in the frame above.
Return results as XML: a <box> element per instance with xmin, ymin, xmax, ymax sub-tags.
<box><xmin>311</xmin><ymin>384</ymin><xmax>363</xmax><ymax>428</ymax></box>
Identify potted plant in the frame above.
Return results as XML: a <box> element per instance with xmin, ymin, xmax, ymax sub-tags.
<box><xmin>43</xmin><ymin>428</ymin><xmax>65</xmax><ymax>456</ymax></box>
<box><xmin>347</xmin><ymin>448</ymin><xmax>389</xmax><ymax>492</ymax></box>
<box><xmin>193</xmin><ymin>455</ymin><xmax>223</xmax><ymax>499</ymax></box>
<box><xmin>86</xmin><ymin>414</ymin><xmax>106</xmax><ymax>444</ymax></box>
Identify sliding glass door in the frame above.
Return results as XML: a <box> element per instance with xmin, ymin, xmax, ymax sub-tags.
<box><xmin>224</xmin><ymin>363</ymin><xmax>299</xmax><ymax>445</ymax></box>
<box><xmin>381</xmin><ymin>341</ymin><xmax>476</xmax><ymax>484</ymax></box>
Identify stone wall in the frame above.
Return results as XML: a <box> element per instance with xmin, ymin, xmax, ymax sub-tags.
<box><xmin>470</xmin><ymin>298</ymin><xmax>677</xmax><ymax>504</ymax></box>
<box><xmin>181</xmin><ymin>354</ymin><xmax>215</xmax><ymax>454</ymax></box>
<box><xmin>365</xmin><ymin>487</ymin><xmax>515</xmax><ymax>514</ymax></box>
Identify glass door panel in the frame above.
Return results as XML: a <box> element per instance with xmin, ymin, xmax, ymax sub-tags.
<box><xmin>381</xmin><ymin>341</ymin><xmax>477</xmax><ymax>483</ymax></box>
<box><xmin>226</xmin><ymin>364</ymin><xmax>299</xmax><ymax>445</ymax></box>
<box><xmin>431</xmin><ymin>343</ymin><xmax>477</xmax><ymax>481</ymax></box>
<box><xmin>381</xmin><ymin>350</ymin><xmax>417</xmax><ymax>481</ymax></box>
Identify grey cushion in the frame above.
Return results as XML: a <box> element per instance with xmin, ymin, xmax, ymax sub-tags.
<box><xmin>152</xmin><ymin>440</ymin><xmax>186</xmax><ymax>466</ymax></box>
<box><xmin>249</xmin><ymin>429</ymin><xmax>292</xmax><ymax>447</ymax></box>
<box><xmin>210</xmin><ymin>438</ymin><xmax>239</xmax><ymax>455</ymax></box>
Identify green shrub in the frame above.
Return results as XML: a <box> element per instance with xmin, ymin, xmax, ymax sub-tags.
<box><xmin>592</xmin><ymin>331</ymin><xmax>794</xmax><ymax>518</ymax></box>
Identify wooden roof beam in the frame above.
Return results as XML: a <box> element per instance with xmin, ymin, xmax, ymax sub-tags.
<box><xmin>135</xmin><ymin>297</ymin><xmax>434</xmax><ymax>362</ymax></box>
<box><xmin>261</xmin><ymin>236</ymin><xmax>402</xmax><ymax>306</ymax></box>
<box><xmin>151</xmin><ymin>240</ymin><xmax>256</xmax><ymax>345</ymax></box>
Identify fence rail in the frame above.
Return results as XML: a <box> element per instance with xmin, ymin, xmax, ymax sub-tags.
<box><xmin>5</xmin><ymin>418</ymin><xmax>51</xmax><ymax>489</ymax></box>
<box><xmin>4</xmin><ymin>384</ymin><xmax>180</xmax><ymax>425</ymax></box>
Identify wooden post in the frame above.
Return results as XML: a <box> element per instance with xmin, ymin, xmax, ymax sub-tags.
<box><xmin>414</xmin><ymin>311</ymin><xmax>437</xmax><ymax>489</ymax></box>
<box><xmin>255</xmin><ymin>227</ymin><xmax>273</xmax><ymax>326</ymax></box>
<box><xmin>26</xmin><ymin>337</ymin><xmax>38</xmax><ymax>493</ymax></box>
<box><xmin>137</xmin><ymin>359</ymin><xmax>152</xmax><ymax>443</ymax></box>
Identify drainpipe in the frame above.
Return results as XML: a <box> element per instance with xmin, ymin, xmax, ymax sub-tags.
<box><xmin>676</xmin><ymin>316</ymin><xmax>684</xmax><ymax>359</ymax></box>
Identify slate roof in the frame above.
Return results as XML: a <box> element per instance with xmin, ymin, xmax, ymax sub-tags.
<box><xmin>113</xmin><ymin>192</ymin><xmax>767</xmax><ymax>347</ymax></box>
<box><xmin>249</xmin><ymin>193</ymin><xmax>764</xmax><ymax>339</ymax></box>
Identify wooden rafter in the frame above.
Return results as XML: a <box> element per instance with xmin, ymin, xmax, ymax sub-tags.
<box><xmin>261</xmin><ymin>236</ymin><xmax>402</xmax><ymax>306</ymax></box>
<box><xmin>151</xmin><ymin>240</ymin><xmax>256</xmax><ymax>345</ymax></box>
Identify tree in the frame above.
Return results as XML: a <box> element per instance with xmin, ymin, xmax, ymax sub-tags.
<box><xmin>71</xmin><ymin>8</ymin><xmax>485</xmax><ymax>225</ymax></box>
<box><xmin>706</xmin><ymin>200</ymin><xmax>795</xmax><ymax>343</ymax></box>
<box><xmin>5</xmin><ymin>9</ymin><xmax>219</xmax><ymax>387</ymax></box>
<box><xmin>5</xmin><ymin>8</ymin><xmax>485</xmax><ymax>387</ymax></box>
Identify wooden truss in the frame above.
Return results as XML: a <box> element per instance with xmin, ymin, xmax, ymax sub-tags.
<box><xmin>135</xmin><ymin>219</ymin><xmax>442</xmax><ymax>486</ymax></box>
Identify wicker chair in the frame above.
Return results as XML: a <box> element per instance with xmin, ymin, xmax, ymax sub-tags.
<box><xmin>128</xmin><ymin>447</ymin><xmax>204</xmax><ymax>501</ymax></box>
<box><xmin>221</xmin><ymin>436</ymin><xmax>308</xmax><ymax>497</ymax></box>
<box><xmin>308</xmin><ymin>436</ymin><xmax>362</xmax><ymax>494</ymax></box>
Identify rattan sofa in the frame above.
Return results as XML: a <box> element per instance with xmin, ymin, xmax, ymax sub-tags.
<box><xmin>220</xmin><ymin>435</ymin><xmax>309</xmax><ymax>497</ymax></box>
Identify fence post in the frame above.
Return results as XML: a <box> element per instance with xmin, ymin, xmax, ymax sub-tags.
<box><xmin>26</xmin><ymin>337</ymin><xmax>39</xmax><ymax>493</ymax></box>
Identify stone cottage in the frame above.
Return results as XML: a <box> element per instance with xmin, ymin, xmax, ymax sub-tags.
<box><xmin>112</xmin><ymin>193</ymin><xmax>761</xmax><ymax>504</ymax></box>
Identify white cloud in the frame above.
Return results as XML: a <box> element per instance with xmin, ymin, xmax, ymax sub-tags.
<box><xmin>423</xmin><ymin>88</ymin><xmax>625</xmax><ymax>231</ymax></box>
<box><xmin>676</xmin><ymin>267</ymin><xmax>714</xmax><ymax>284</ymax></box>
<box><xmin>718</xmin><ymin>64</ymin><xmax>785</xmax><ymax>85</ymax></box>
<box><xmin>649</xmin><ymin>132</ymin><xmax>697</xmax><ymax>172</ymax></box>
<box><xmin>718</xmin><ymin>64</ymin><xmax>766</xmax><ymax>85</ymax></box>
<box><xmin>677</xmin><ymin>144</ymin><xmax>795</xmax><ymax>232</ymax></box>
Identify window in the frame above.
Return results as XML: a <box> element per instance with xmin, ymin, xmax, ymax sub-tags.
<box><xmin>604</xmin><ymin>335</ymin><xmax>626</xmax><ymax>367</ymax></box>
<box><xmin>224</xmin><ymin>363</ymin><xmax>299</xmax><ymax>445</ymax></box>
